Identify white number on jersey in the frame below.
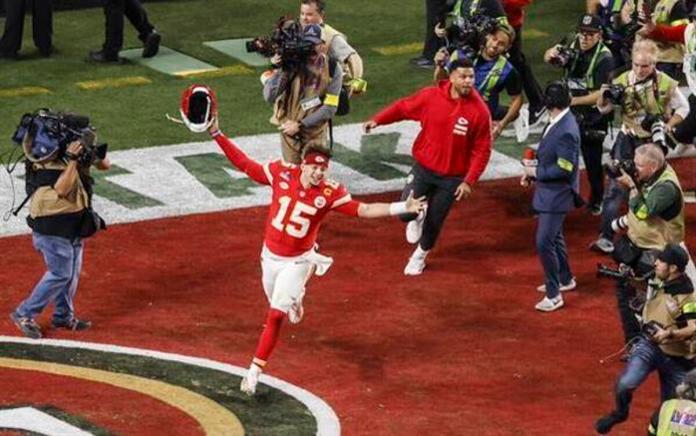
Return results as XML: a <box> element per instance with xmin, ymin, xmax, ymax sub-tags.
<box><xmin>271</xmin><ymin>196</ymin><xmax>318</xmax><ymax>238</ymax></box>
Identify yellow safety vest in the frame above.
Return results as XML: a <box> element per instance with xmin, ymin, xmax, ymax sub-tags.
<box><xmin>653</xmin><ymin>398</ymin><xmax>696</xmax><ymax>435</ymax></box>
<box><xmin>614</xmin><ymin>70</ymin><xmax>678</xmax><ymax>138</ymax></box>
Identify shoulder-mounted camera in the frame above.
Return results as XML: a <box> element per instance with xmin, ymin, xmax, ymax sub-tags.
<box><xmin>246</xmin><ymin>16</ymin><xmax>316</xmax><ymax>71</ymax></box>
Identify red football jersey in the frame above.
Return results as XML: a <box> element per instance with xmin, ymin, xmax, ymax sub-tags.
<box><xmin>262</xmin><ymin>160</ymin><xmax>352</xmax><ymax>257</ymax></box>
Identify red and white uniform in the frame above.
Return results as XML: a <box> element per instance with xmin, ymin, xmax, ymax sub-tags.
<box><xmin>212</xmin><ymin>132</ymin><xmax>360</xmax><ymax>313</ymax></box>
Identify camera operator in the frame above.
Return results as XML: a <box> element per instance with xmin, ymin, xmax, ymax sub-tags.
<box><xmin>648</xmin><ymin>367</ymin><xmax>696</xmax><ymax>435</ymax></box>
<box><xmin>634</xmin><ymin>0</ymin><xmax>690</xmax><ymax>79</ymax></box>
<box><xmin>595</xmin><ymin>244</ymin><xmax>696</xmax><ymax>434</ymax></box>
<box><xmin>263</xmin><ymin>23</ymin><xmax>343</xmax><ymax>164</ymax></box>
<box><xmin>10</xmin><ymin>121</ymin><xmax>110</xmax><ymax>340</ymax></box>
<box><xmin>605</xmin><ymin>143</ymin><xmax>695</xmax><ymax>353</ymax></box>
<box><xmin>433</xmin><ymin>23</ymin><xmax>523</xmax><ymax>140</ymax></box>
<box><xmin>544</xmin><ymin>14</ymin><xmax>615</xmax><ymax>215</ymax></box>
<box><xmin>588</xmin><ymin>0</ymin><xmax>633</xmax><ymax>69</ymax></box>
<box><xmin>298</xmin><ymin>0</ymin><xmax>366</xmax><ymax>96</ymax></box>
<box><xmin>590</xmin><ymin>39</ymin><xmax>688</xmax><ymax>254</ymax></box>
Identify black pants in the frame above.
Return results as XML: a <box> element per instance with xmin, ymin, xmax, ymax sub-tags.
<box><xmin>0</xmin><ymin>0</ymin><xmax>52</xmax><ymax>54</ymax></box>
<box><xmin>615</xmin><ymin>281</ymin><xmax>642</xmax><ymax>344</ymax></box>
<box><xmin>580</xmin><ymin>129</ymin><xmax>606</xmax><ymax>206</ymax></box>
<box><xmin>674</xmin><ymin>95</ymin><xmax>696</xmax><ymax>145</ymax></box>
<box><xmin>102</xmin><ymin>0</ymin><xmax>154</xmax><ymax>55</ymax></box>
<box><xmin>420</xmin><ymin>0</ymin><xmax>447</xmax><ymax>61</ymax></box>
<box><xmin>399</xmin><ymin>163</ymin><xmax>461</xmax><ymax>251</ymax></box>
<box><xmin>509</xmin><ymin>25</ymin><xmax>543</xmax><ymax>109</ymax></box>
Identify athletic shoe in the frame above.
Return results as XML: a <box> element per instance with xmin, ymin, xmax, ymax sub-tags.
<box><xmin>536</xmin><ymin>278</ymin><xmax>577</xmax><ymax>293</ymax></box>
<box><xmin>142</xmin><ymin>31</ymin><xmax>161</xmax><ymax>58</ymax></box>
<box><xmin>534</xmin><ymin>295</ymin><xmax>564</xmax><ymax>312</ymax></box>
<box><xmin>287</xmin><ymin>301</ymin><xmax>304</xmax><ymax>325</ymax></box>
<box><xmin>404</xmin><ymin>254</ymin><xmax>426</xmax><ymax>276</ymax></box>
<box><xmin>240</xmin><ymin>364</ymin><xmax>261</xmax><ymax>396</ymax></box>
<box><xmin>590</xmin><ymin>237</ymin><xmax>614</xmax><ymax>254</ymax></box>
<box><xmin>513</xmin><ymin>105</ymin><xmax>530</xmax><ymax>142</ymax></box>
<box><xmin>51</xmin><ymin>317</ymin><xmax>92</xmax><ymax>331</ymax></box>
<box><xmin>405</xmin><ymin>207</ymin><xmax>427</xmax><ymax>244</ymax></box>
<box><xmin>594</xmin><ymin>412</ymin><xmax>626</xmax><ymax>434</ymax></box>
<box><xmin>528</xmin><ymin>105</ymin><xmax>548</xmax><ymax>127</ymax></box>
<box><xmin>87</xmin><ymin>50</ymin><xmax>124</xmax><ymax>64</ymax></box>
<box><xmin>10</xmin><ymin>312</ymin><xmax>42</xmax><ymax>339</ymax></box>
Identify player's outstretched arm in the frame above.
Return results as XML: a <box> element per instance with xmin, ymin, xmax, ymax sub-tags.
<box><xmin>357</xmin><ymin>191</ymin><xmax>426</xmax><ymax>218</ymax></box>
<box><xmin>208</xmin><ymin>116</ymin><xmax>270</xmax><ymax>185</ymax></box>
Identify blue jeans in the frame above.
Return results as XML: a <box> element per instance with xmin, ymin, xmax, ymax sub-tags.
<box><xmin>612</xmin><ymin>337</ymin><xmax>692</xmax><ymax>419</ymax></box>
<box><xmin>15</xmin><ymin>232</ymin><xmax>84</xmax><ymax>322</ymax></box>
<box><xmin>536</xmin><ymin>212</ymin><xmax>573</xmax><ymax>299</ymax></box>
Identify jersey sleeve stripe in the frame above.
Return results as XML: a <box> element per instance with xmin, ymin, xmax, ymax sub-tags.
<box><xmin>331</xmin><ymin>194</ymin><xmax>352</xmax><ymax>208</ymax></box>
<box><xmin>263</xmin><ymin>163</ymin><xmax>274</xmax><ymax>184</ymax></box>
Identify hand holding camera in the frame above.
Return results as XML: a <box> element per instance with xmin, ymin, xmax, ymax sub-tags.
<box><xmin>64</xmin><ymin>141</ymin><xmax>84</xmax><ymax>161</ymax></box>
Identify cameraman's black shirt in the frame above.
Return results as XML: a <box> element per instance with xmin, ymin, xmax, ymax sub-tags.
<box><xmin>567</xmin><ymin>45</ymin><xmax>614</xmax><ymax>93</ymax></box>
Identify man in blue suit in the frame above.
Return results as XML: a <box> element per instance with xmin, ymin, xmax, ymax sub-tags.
<box><xmin>522</xmin><ymin>81</ymin><xmax>582</xmax><ymax>312</ymax></box>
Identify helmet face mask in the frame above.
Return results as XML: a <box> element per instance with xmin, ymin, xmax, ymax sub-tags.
<box><xmin>180</xmin><ymin>85</ymin><xmax>217</xmax><ymax>133</ymax></box>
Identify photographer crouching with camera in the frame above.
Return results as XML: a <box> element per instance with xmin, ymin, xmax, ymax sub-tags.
<box><xmin>544</xmin><ymin>14</ymin><xmax>615</xmax><ymax>215</ymax></box>
<box><xmin>595</xmin><ymin>243</ymin><xmax>696</xmax><ymax>434</ymax></box>
<box><xmin>259</xmin><ymin>21</ymin><xmax>343</xmax><ymax>164</ymax></box>
<box><xmin>9</xmin><ymin>110</ymin><xmax>110</xmax><ymax>339</ymax></box>
<box><xmin>590</xmin><ymin>39</ymin><xmax>689</xmax><ymax>255</ymax></box>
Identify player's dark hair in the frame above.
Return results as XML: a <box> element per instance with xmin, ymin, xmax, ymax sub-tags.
<box><xmin>302</xmin><ymin>145</ymin><xmax>332</xmax><ymax>159</ymax></box>
<box><xmin>449</xmin><ymin>58</ymin><xmax>474</xmax><ymax>71</ymax></box>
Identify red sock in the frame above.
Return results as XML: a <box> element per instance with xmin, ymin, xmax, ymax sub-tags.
<box><xmin>252</xmin><ymin>308</ymin><xmax>286</xmax><ymax>367</ymax></box>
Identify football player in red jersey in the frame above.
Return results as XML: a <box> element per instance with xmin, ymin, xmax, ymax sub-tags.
<box><xmin>208</xmin><ymin>116</ymin><xmax>426</xmax><ymax>395</ymax></box>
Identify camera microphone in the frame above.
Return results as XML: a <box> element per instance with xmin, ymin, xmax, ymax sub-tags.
<box><xmin>521</xmin><ymin>148</ymin><xmax>537</xmax><ymax>167</ymax></box>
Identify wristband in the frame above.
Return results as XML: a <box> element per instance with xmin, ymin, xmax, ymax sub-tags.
<box><xmin>389</xmin><ymin>201</ymin><xmax>408</xmax><ymax>216</ymax></box>
<box><xmin>210</xmin><ymin>129</ymin><xmax>221</xmax><ymax>138</ymax></box>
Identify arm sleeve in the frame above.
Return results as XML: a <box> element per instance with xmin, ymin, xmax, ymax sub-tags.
<box><xmin>669</xmin><ymin>87</ymin><xmax>690</xmax><ymax>119</ymax></box>
<box><xmin>371</xmin><ymin>87</ymin><xmax>431</xmax><ymax>126</ymax></box>
<box><xmin>647</xmin><ymin>23</ymin><xmax>687</xmax><ymax>43</ymax></box>
<box><xmin>212</xmin><ymin>132</ymin><xmax>270</xmax><ymax>185</ymax></box>
<box><xmin>464</xmin><ymin>108</ymin><xmax>493</xmax><ymax>185</ymax></box>
<box><xmin>301</xmin><ymin>61</ymin><xmax>344</xmax><ymax>128</ymax></box>
<box><xmin>333</xmin><ymin>199</ymin><xmax>361</xmax><ymax>217</ymax></box>
<box><xmin>504</xmin><ymin>68</ymin><xmax>523</xmax><ymax>96</ymax></box>
<box><xmin>328</xmin><ymin>35</ymin><xmax>356</xmax><ymax>63</ymax></box>
<box><xmin>262</xmin><ymin>71</ymin><xmax>289</xmax><ymax>104</ymax></box>
<box><xmin>536</xmin><ymin>132</ymin><xmax>579</xmax><ymax>182</ymax></box>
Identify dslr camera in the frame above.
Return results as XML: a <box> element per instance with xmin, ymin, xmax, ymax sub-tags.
<box><xmin>603</xmin><ymin>158</ymin><xmax>637</xmax><ymax>179</ymax></box>
<box><xmin>641</xmin><ymin>114</ymin><xmax>677</xmax><ymax>150</ymax></box>
<box><xmin>246</xmin><ymin>16</ymin><xmax>315</xmax><ymax>71</ymax></box>
<box><xmin>642</xmin><ymin>320</ymin><xmax>665</xmax><ymax>338</ymax></box>
<box><xmin>440</xmin><ymin>14</ymin><xmax>498</xmax><ymax>56</ymax></box>
<box><xmin>549</xmin><ymin>39</ymin><xmax>579</xmax><ymax>68</ymax></box>
<box><xmin>602</xmin><ymin>84</ymin><xmax>625</xmax><ymax>105</ymax></box>
<box><xmin>12</xmin><ymin>109</ymin><xmax>107</xmax><ymax>166</ymax></box>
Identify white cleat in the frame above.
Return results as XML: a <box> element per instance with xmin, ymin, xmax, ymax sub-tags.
<box><xmin>535</xmin><ymin>295</ymin><xmax>564</xmax><ymax>312</ymax></box>
<box><xmin>406</xmin><ymin>207</ymin><xmax>427</xmax><ymax>244</ymax></box>
<box><xmin>536</xmin><ymin>277</ymin><xmax>577</xmax><ymax>293</ymax></box>
<box><xmin>404</xmin><ymin>255</ymin><xmax>426</xmax><ymax>276</ymax></box>
<box><xmin>240</xmin><ymin>365</ymin><xmax>261</xmax><ymax>396</ymax></box>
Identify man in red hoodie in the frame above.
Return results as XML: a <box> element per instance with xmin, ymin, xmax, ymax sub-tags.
<box><xmin>363</xmin><ymin>58</ymin><xmax>493</xmax><ymax>275</ymax></box>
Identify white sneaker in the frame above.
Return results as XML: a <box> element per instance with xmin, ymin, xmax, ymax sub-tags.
<box><xmin>513</xmin><ymin>105</ymin><xmax>530</xmax><ymax>142</ymax></box>
<box><xmin>406</xmin><ymin>207</ymin><xmax>427</xmax><ymax>244</ymax></box>
<box><xmin>404</xmin><ymin>255</ymin><xmax>426</xmax><ymax>275</ymax></box>
<box><xmin>535</xmin><ymin>295</ymin><xmax>564</xmax><ymax>312</ymax></box>
<box><xmin>240</xmin><ymin>364</ymin><xmax>261</xmax><ymax>396</ymax></box>
<box><xmin>536</xmin><ymin>277</ymin><xmax>577</xmax><ymax>293</ymax></box>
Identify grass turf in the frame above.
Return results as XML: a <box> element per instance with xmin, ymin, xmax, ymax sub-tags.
<box><xmin>0</xmin><ymin>0</ymin><xmax>583</xmax><ymax>154</ymax></box>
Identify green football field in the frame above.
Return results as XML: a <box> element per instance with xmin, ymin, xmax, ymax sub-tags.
<box><xmin>0</xmin><ymin>0</ymin><xmax>584</xmax><ymax>155</ymax></box>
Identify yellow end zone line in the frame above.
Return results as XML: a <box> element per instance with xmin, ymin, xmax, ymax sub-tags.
<box><xmin>0</xmin><ymin>87</ymin><xmax>51</xmax><ymax>98</ymax></box>
<box><xmin>178</xmin><ymin>65</ymin><xmax>255</xmax><ymax>78</ymax></box>
<box><xmin>372</xmin><ymin>42</ymin><xmax>422</xmax><ymax>56</ymax></box>
<box><xmin>76</xmin><ymin>76</ymin><xmax>152</xmax><ymax>90</ymax></box>
<box><xmin>0</xmin><ymin>357</ymin><xmax>244</xmax><ymax>435</ymax></box>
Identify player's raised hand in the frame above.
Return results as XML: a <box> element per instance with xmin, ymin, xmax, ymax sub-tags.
<box><xmin>405</xmin><ymin>190</ymin><xmax>427</xmax><ymax>214</ymax></box>
<box><xmin>208</xmin><ymin>115</ymin><xmax>220</xmax><ymax>135</ymax></box>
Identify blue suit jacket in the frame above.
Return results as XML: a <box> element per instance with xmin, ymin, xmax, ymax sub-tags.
<box><xmin>532</xmin><ymin>111</ymin><xmax>582</xmax><ymax>213</ymax></box>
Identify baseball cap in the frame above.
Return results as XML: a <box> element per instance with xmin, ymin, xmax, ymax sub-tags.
<box><xmin>657</xmin><ymin>244</ymin><xmax>689</xmax><ymax>272</ymax></box>
<box><xmin>577</xmin><ymin>14</ymin><xmax>602</xmax><ymax>33</ymax></box>
<box><xmin>302</xmin><ymin>24</ymin><xmax>323</xmax><ymax>45</ymax></box>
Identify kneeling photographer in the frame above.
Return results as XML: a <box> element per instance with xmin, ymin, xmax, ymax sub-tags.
<box><xmin>9</xmin><ymin>110</ymin><xmax>110</xmax><ymax>340</ymax></box>
<box><xmin>260</xmin><ymin>21</ymin><xmax>343</xmax><ymax>164</ymax></box>
<box><xmin>544</xmin><ymin>14</ymin><xmax>614</xmax><ymax>215</ymax></box>
<box><xmin>596</xmin><ymin>244</ymin><xmax>696</xmax><ymax>434</ymax></box>
<box><xmin>590</xmin><ymin>39</ymin><xmax>688</xmax><ymax>255</ymax></box>
<box><xmin>603</xmin><ymin>143</ymin><xmax>694</xmax><ymax>351</ymax></box>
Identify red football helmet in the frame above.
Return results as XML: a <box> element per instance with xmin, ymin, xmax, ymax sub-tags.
<box><xmin>179</xmin><ymin>84</ymin><xmax>217</xmax><ymax>133</ymax></box>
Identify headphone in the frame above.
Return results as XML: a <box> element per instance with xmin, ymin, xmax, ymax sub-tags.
<box><xmin>543</xmin><ymin>80</ymin><xmax>572</xmax><ymax>110</ymax></box>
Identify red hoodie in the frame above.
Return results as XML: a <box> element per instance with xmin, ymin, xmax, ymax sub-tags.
<box><xmin>371</xmin><ymin>80</ymin><xmax>492</xmax><ymax>185</ymax></box>
<box><xmin>502</xmin><ymin>0</ymin><xmax>532</xmax><ymax>28</ymax></box>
